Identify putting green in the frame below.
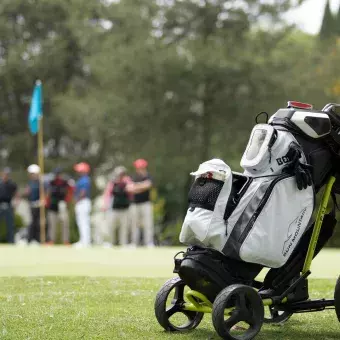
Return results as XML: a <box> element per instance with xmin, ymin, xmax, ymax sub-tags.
<box><xmin>0</xmin><ymin>245</ymin><xmax>338</xmax><ymax>278</ymax></box>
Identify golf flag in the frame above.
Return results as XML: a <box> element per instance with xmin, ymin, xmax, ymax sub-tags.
<box><xmin>28</xmin><ymin>80</ymin><xmax>43</xmax><ymax>135</ymax></box>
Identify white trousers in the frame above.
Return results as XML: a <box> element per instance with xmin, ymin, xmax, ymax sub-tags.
<box><xmin>108</xmin><ymin>209</ymin><xmax>130</xmax><ymax>245</ymax></box>
<box><xmin>75</xmin><ymin>198</ymin><xmax>91</xmax><ymax>246</ymax></box>
<box><xmin>130</xmin><ymin>202</ymin><xmax>154</xmax><ymax>246</ymax></box>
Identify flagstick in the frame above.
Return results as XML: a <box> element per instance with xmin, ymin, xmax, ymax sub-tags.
<box><xmin>38</xmin><ymin>116</ymin><xmax>46</xmax><ymax>244</ymax></box>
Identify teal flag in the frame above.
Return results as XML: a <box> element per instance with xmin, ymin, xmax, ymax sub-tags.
<box><xmin>28</xmin><ymin>80</ymin><xmax>43</xmax><ymax>135</ymax></box>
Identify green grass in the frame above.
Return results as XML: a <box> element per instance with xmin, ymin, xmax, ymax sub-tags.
<box><xmin>0</xmin><ymin>246</ymin><xmax>338</xmax><ymax>339</ymax></box>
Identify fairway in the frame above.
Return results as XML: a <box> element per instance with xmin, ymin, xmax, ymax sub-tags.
<box><xmin>0</xmin><ymin>246</ymin><xmax>338</xmax><ymax>339</ymax></box>
<box><xmin>0</xmin><ymin>245</ymin><xmax>339</xmax><ymax>278</ymax></box>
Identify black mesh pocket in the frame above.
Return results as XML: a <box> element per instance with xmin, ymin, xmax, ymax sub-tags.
<box><xmin>188</xmin><ymin>178</ymin><xmax>223</xmax><ymax>211</ymax></box>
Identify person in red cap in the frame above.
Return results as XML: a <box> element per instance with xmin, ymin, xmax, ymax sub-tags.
<box><xmin>73</xmin><ymin>162</ymin><xmax>91</xmax><ymax>248</ymax></box>
<box><xmin>128</xmin><ymin>158</ymin><xmax>154</xmax><ymax>248</ymax></box>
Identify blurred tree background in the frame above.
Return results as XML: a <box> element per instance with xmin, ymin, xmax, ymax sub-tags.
<box><xmin>1</xmin><ymin>0</ymin><xmax>340</xmax><ymax>245</ymax></box>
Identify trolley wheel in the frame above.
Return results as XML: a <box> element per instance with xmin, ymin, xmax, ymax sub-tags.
<box><xmin>263</xmin><ymin>305</ymin><xmax>292</xmax><ymax>325</ymax></box>
<box><xmin>335</xmin><ymin>276</ymin><xmax>340</xmax><ymax>322</ymax></box>
<box><xmin>154</xmin><ymin>277</ymin><xmax>204</xmax><ymax>332</ymax></box>
<box><xmin>212</xmin><ymin>284</ymin><xmax>264</xmax><ymax>340</ymax></box>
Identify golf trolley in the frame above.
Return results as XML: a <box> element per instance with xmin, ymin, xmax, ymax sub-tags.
<box><xmin>154</xmin><ymin>102</ymin><xmax>340</xmax><ymax>340</ymax></box>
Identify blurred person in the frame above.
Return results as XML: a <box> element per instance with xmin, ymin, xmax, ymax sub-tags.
<box><xmin>92</xmin><ymin>195</ymin><xmax>107</xmax><ymax>245</ymax></box>
<box><xmin>46</xmin><ymin>167</ymin><xmax>70</xmax><ymax>245</ymax></box>
<box><xmin>0</xmin><ymin>167</ymin><xmax>17</xmax><ymax>243</ymax></box>
<box><xmin>128</xmin><ymin>159</ymin><xmax>155</xmax><ymax>248</ymax></box>
<box><xmin>102</xmin><ymin>166</ymin><xmax>132</xmax><ymax>247</ymax></box>
<box><xmin>65</xmin><ymin>178</ymin><xmax>75</xmax><ymax>203</ymax></box>
<box><xmin>24</xmin><ymin>164</ymin><xmax>43</xmax><ymax>244</ymax></box>
<box><xmin>73</xmin><ymin>162</ymin><xmax>91</xmax><ymax>248</ymax></box>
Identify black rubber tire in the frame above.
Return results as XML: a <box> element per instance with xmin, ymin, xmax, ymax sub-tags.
<box><xmin>263</xmin><ymin>306</ymin><xmax>292</xmax><ymax>325</ymax></box>
<box><xmin>212</xmin><ymin>284</ymin><xmax>264</xmax><ymax>340</ymax></box>
<box><xmin>335</xmin><ymin>276</ymin><xmax>340</xmax><ymax>322</ymax></box>
<box><xmin>154</xmin><ymin>277</ymin><xmax>204</xmax><ymax>332</ymax></box>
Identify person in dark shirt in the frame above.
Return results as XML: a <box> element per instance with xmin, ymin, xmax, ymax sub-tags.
<box><xmin>24</xmin><ymin>164</ymin><xmax>43</xmax><ymax>244</ymax></box>
<box><xmin>128</xmin><ymin>159</ymin><xmax>155</xmax><ymax>247</ymax></box>
<box><xmin>0</xmin><ymin>167</ymin><xmax>17</xmax><ymax>243</ymax></box>
<box><xmin>103</xmin><ymin>166</ymin><xmax>132</xmax><ymax>246</ymax></box>
<box><xmin>47</xmin><ymin>168</ymin><xmax>70</xmax><ymax>245</ymax></box>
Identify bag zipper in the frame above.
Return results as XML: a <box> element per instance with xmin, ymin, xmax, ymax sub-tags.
<box><xmin>238</xmin><ymin>174</ymin><xmax>292</xmax><ymax>244</ymax></box>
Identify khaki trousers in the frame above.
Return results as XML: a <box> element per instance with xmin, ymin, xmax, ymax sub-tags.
<box><xmin>130</xmin><ymin>202</ymin><xmax>154</xmax><ymax>246</ymax></box>
<box><xmin>108</xmin><ymin>209</ymin><xmax>130</xmax><ymax>245</ymax></box>
<box><xmin>48</xmin><ymin>202</ymin><xmax>70</xmax><ymax>243</ymax></box>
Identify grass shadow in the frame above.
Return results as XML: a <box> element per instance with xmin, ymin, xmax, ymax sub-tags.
<box><xmin>156</xmin><ymin>328</ymin><xmax>220</xmax><ymax>339</ymax></box>
<box><xmin>155</xmin><ymin>320</ymin><xmax>340</xmax><ymax>340</ymax></box>
<box><xmin>258</xmin><ymin>327</ymin><xmax>339</xmax><ymax>340</ymax></box>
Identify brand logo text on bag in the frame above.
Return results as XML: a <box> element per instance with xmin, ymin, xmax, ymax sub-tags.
<box><xmin>276</xmin><ymin>156</ymin><xmax>290</xmax><ymax>166</ymax></box>
<box><xmin>282</xmin><ymin>207</ymin><xmax>307</xmax><ymax>257</ymax></box>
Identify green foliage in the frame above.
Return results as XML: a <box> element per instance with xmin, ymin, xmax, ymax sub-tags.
<box><xmin>336</xmin><ymin>5</ymin><xmax>340</xmax><ymax>36</ymax></box>
<box><xmin>2</xmin><ymin>0</ymin><xmax>340</xmax><ymax>246</ymax></box>
<box><xmin>151</xmin><ymin>188</ymin><xmax>166</xmax><ymax>225</ymax></box>
<box><xmin>319</xmin><ymin>0</ymin><xmax>336</xmax><ymax>40</ymax></box>
<box><xmin>157</xmin><ymin>220</ymin><xmax>183</xmax><ymax>246</ymax></box>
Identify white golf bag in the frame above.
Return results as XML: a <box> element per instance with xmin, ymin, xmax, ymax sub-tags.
<box><xmin>179</xmin><ymin>115</ymin><xmax>326</xmax><ymax>268</ymax></box>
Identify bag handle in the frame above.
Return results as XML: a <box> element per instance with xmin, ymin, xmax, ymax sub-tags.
<box><xmin>255</xmin><ymin>111</ymin><xmax>269</xmax><ymax>124</ymax></box>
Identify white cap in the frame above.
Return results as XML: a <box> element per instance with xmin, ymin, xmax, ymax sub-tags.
<box><xmin>190</xmin><ymin>159</ymin><xmax>231</xmax><ymax>180</ymax></box>
<box><xmin>27</xmin><ymin>164</ymin><xmax>41</xmax><ymax>174</ymax></box>
<box><xmin>113</xmin><ymin>166</ymin><xmax>127</xmax><ymax>178</ymax></box>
